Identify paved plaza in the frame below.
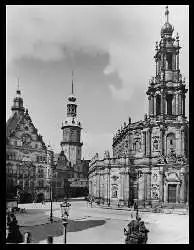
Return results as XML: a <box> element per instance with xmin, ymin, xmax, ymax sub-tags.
<box><xmin>14</xmin><ymin>200</ymin><xmax>189</xmax><ymax>244</ymax></box>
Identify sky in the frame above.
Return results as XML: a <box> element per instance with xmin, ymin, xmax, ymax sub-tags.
<box><xmin>6</xmin><ymin>5</ymin><xmax>189</xmax><ymax>160</ymax></box>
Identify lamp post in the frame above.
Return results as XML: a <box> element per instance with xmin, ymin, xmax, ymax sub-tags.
<box><xmin>50</xmin><ymin>181</ymin><xmax>53</xmax><ymax>223</ymax></box>
<box><xmin>47</xmin><ymin>167</ymin><xmax>54</xmax><ymax>223</ymax></box>
<box><xmin>136</xmin><ymin>169</ymin><xmax>143</xmax><ymax>218</ymax></box>
<box><xmin>108</xmin><ymin>157</ymin><xmax>111</xmax><ymax>206</ymax></box>
<box><xmin>60</xmin><ymin>201</ymin><xmax>71</xmax><ymax>244</ymax></box>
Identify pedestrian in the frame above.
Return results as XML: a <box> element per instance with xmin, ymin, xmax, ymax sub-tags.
<box><xmin>47</xmin><ymin>236</ymin><xmax>53</xmax><ymax>244</ymax></box>
<box><xmin>6</xmin><ymin>213</ymin><xmax>23</xmax><ymax>243</ymax></box>
<box><xmin>23</xmin><ymin>232</ymin><xmax>32</xmax><ymax>243</ymax></box>
<box><xmin>134</xmin><ymin>201</ymin><xmax>138</xmax><ymax>211</ymax></box>
<box><xmin>90</xmin><ymin>197</ymin><xmax>93</xmax><ymax>208</ymax></box>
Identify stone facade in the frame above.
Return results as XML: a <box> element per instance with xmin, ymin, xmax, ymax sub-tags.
<box><xmin>6</xmin><ymin>88</ymin><xmax>53</xmax><ymax>202</ymax></box>
<box><xmin>89</xmin><ymin>6</ymin><xmax>189</xmax><ymax>208</ymax></box>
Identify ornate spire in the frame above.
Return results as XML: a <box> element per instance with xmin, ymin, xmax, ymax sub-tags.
<box><xmin>16</xmin><ymin>78</ymin><xmax>21</xmax><ymax>96</ymax></box>
<box><xmin>72</xmin><ymin>70</ymin><xmax>74</xmax><ymax>95</ymax></box>
<box><xmin>165</xmin><ymin>5</ymin><xmax>169</xmax><ymax>23</ymax></box>
<box><xmin>161</xmin><ymin>5</ymin><xmax>174</xmax><ymax>37</ymax></box>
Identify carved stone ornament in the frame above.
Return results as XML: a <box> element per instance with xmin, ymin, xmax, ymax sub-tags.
<box><xmin>158</xmin><ymin>154</ymin><xmax>166</xmax><ymax>164</ymax></box>
<box><xmin>165</xmin><ymin>172</ymin><xmax>180</xmax><ymax>182</ymax></box>
<box><xmin>176</xmin><ymin>156</ymin><xmax>186</xmax><ymax>165</ymax></box>
<box><xmin>111</xmin><ymin>175</ymin><xmax>119</xmax><ymax>181</ymax></box>
<box><xmin>166</xmin><ymin>151</ymin><xmax>177</xmax><ymax>163</ymax></box>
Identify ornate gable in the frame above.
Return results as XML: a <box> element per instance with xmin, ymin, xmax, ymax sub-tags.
<box><xmin>6</xmin><ymin>110</ymin><xmax>46</xmax><ymax>151</ymax></box>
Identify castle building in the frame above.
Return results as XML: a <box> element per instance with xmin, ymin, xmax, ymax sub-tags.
<box><xmin>88</xmin><ymin>6</ymin><xmax>189</xmax><ymax>208</ymax></box>
<box><xmin>53</xmin><ymin>77</ymin><xmax>89</xmax><ymax>199</ymax></box>
<box><xmin>6</xmin><ymin>86</ymin><xmax>53</xmax><ymax>202</ymax></box>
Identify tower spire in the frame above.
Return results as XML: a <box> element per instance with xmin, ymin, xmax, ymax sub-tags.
<box><xmin>72</xmin><ymin>70</ymin><xmax>74</xmax><ymax>95</ymax></box>
<box><xmin>17</xmin><ymin>77</ymin><xmax>20</xmax><ymax>91</ymax></box>
<box><xmin>165</xmin><ymin>5</ymin><xmax>169</xmax><ymax>22</ymax></box>
<box><xmin>16</xmin><ymin>77</ymin><xmax>21</xmax><ymax>95</ymax></box>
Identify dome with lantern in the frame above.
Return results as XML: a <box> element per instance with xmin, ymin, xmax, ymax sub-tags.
<box><xmin>161</xmin><ymin>6</ymin><xmax>174</xmax><ymax>36</ymax></box>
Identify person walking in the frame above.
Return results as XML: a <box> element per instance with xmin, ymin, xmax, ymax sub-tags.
<box><xmin>47</xmin><ymin>236</ymin><xmax>53</xmax><ymax>244</ymax></box>
<box><xmin>23</xmin><ymin>232</ymin><xmax>32</xmax><ymax>243</ymax></box>
<box><xmin>6</xmin><ymin>213</ymin><xmax>23</xmax><ymax>243</ymax></box>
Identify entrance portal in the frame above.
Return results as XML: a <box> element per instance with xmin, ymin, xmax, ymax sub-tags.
<box><xmin>168</xmin><ymin>184</ymin><xmax>176</xmax><ymax>203</ymax></box>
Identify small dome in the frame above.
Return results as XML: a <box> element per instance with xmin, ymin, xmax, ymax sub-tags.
<box><xmin>68</xmin><ymin>94</ymin><xmax>76</xmax><ymax>102</ymax></box>
<box><xmin>161</xmin><ymin>22</ymin><xmax>174</xmax><ymax>36</ymax></box>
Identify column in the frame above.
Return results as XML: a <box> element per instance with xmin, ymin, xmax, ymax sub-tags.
<box><xmin>176</xmin><ymin>94</ymin><xmax>179</xmax><ymax>116</ymax></box>
<box><xmin>151</xmin><ymin>95</ymin><xmax>154</xmax><ymax>116</ymax></box>
<box><xmin>144</xmin><ymin>172</ymin><xmax>147</xmax><ymax>205</ymax></box>
<box><xmin>164</xmin><ymin>183</ymin><xmax>168</xmax><ymax>203</ymax></box>
<box><xmin>143</xmin><ymin>132</ymin><xmax>146</xmax><ymax>156</ymax></box>
<box><xmin>125</xmin><ymin>170</ymin><xmax>129</xmax><ymax>206</ymax></box>
<box><xmin>186</xmin><ymin>173</ymin><xmax>189</xmax><ymax>205</ymax></box>
<box><xmin>177</xmin><ymin>53</ymin><xmax>179</xmax><ymax>72</ymax></box>
<box><xmin>181</xmin><ymin>129</ymin><xmax>185</xmax><ymax>156</ymax></box>
<box><xmin>161</xmin><ymin>91</ymin><xmax>164</xmax><ymax>115</ymax></box>
<box><xmin>148</xmin><ymin>96</ymin><xmax>151</xmax><ymax>116</ymax></box>
<box><xmin>182</xmin><ymin>94</ymin><xmax>185</xmax><ymax>117</ymax></box>
<box><xmin>178</xmin><ymin>93</ymin><xmax>182</xmax><ymax>115</ymax></box>
<box><xmin>159</xmin><ymin>171</ymin><xmax>164</xmax><ymax>202</ymax></box>
<box><xmin>154</xmin><ymin>95</ymin><xmax>156</xmax><ymax>116</ymax></box>
<box><xmin>119</xmin><ymin>172</ymin><xmax>123</xmax><ymax>202</ymax></box>
<box><xmin>139</xmin><ymin>173</ymin><xmax>145</xmax><ymax>206</ymax></box>
<box><xmin>172</xmin><ymin>54</ymin><xmax>176</xmax><ymax>70</ymax></box>
<box><xmin>180</xmin><ymin>173</ymin><xmax>185</xmax><ymax>203</ymax></box>
<box><xmin>146</xmin><ymin>172</ymin><xmax>151</xmax><ymax>204</ymax></box>
<box><xmin>172</xmin><ymin>94</ymin><xmax>176</xmax><ymax>115</ymax></box>
<box><xmin>176</xmin><ymin>184</ymin><xmax>180</xmax><ymax>203</ymax></box>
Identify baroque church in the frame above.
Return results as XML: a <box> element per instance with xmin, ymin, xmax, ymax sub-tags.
<box><xmin>6</xmin><ymin>86</ymin><xmax>53</xmax><ymax>202</ymax></box>
<box><xmin>88</xmin><ymin>6</ymin><xmax>189</xmax><ymax>208</ymax></box>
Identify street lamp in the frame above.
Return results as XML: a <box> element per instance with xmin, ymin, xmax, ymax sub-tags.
<box><xmin>50</xmin><ymin>180</ymin><xmax>53</xmax><ymax>223</ymax></box>
<box><xmin>60</xmin><ymin>201</ymin><xmax>71</xmax><ymax>244</ymax></box>
<box><xmin>47</xmin><ymin>167</ymin><xmax>54</xmax><ymax>223</ymax></box>
<box><xmin>108</xmin><ymin>157</ymin><xmax>111</xmax><ymax>206</ymax></box>
<box><xmin>136</xmin><ymin>169</ymin><xmax>143</xmax><ymax>219</ymax></box>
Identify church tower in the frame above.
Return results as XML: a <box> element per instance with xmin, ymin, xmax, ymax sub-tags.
<box><xmin>146</xmin><ymin>6</ymin><xmax>188</xmax><ymax>122</ymax></box>
<box><xmin>60</xmin><ymin>73</ymin><xmax>83</xmax><ymax>166</ymax></box>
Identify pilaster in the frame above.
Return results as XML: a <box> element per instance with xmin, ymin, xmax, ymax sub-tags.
<box><xmin>180</xmin><ymin>172</ymin><xmax>185</xmax><ymax>203</ymax></box>
<box><xmin>159</xmin><ymin>171</ymin><xmax>164</xmax><ymax>202</ymax></box>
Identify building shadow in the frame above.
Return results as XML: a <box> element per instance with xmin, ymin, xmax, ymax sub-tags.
<box><xmin>19</xmin><ymin>218</ymin><xmax>106</xmax><ymax>243</ymax></box>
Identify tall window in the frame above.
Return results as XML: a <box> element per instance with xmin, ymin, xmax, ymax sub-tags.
<box><xmin>166</xmin><ymin>94</ymin><xmax>173</xmax><ymax>115</ymax></box>
<box><xmin>166</xmin><ymin>53</ymin><xmax>172</xmax><ymax>70</ymax></box>
<box><xmin>156</xmin><ymin>95</ymin><xmax>161</xmax><ymax>115</ymax></box>
<box><xmin>166</xmin><ymin>133</ymin><xmax>176</xmax><ymax>155</ymax></box>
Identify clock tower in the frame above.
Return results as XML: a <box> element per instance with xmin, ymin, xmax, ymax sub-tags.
<box><xmin>60</xmin><ymin>74</ymin><xmax>83</xmax><ymax>167</ymax></box>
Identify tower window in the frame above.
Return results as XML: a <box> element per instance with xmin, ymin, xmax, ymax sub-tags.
<box><xmin>156</xmin><ymin>95</ymin><xmax>161</xmax><ymax>115</ymax></box>
<box><xmin>166</xmin><ymin>94</ymin><xmax>173</xmax><ymax>115</ymax></box>
<box><xmin>166</xmin><ymin>53</ymin><xmax>172</xmax><ymax>70</ymax></box>
<box><xmin>170</xmin><ymin>139</ymin><xmax>173</xmax><ymax>145</ymax></box>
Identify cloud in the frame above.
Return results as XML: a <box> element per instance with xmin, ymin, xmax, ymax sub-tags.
<box><xmin>6</xmin><ymin>5</ymin><xmax>189</xmax><ymax>101</ymax></box>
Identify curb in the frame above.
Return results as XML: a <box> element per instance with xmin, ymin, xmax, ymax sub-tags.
<box><xmin>94</xmin><ymin>204</ymin><xmax>188</xmax><ymax>215</ymax></box>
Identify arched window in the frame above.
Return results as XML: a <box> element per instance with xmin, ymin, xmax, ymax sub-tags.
<box><xmin>166</xmin><ymin>94</ymin><xmax>173</xmax><ymax>115</ymax></box>
<box><xmin>156</xmin><ymin>95</ymin><xmax>161</xmax><ymax>115</ymax></box>
<box><xmin>166</xmin><ymin>133</ymin><xmax>176</xmax><ymax>155</ymax></box>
